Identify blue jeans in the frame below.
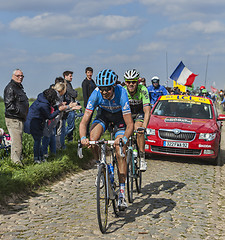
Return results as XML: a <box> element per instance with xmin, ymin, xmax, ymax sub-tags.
<box><xmin>32</xmin><ymin>135</ymin><xmax>43</xmax><ymax>160</ymax></box>
<box><xmin>65</xmin><ymin>111</ymin><xmax>75</xmax><ymax>136</ymax></box>
<box><xmin>60</xmin><ymin>119</ymin><xmax>66</xmax><ymax>149</ymax></box>
<box><xmin>42</xmin><ymin>129</ymin><xmax>56</xmax><ymax>155</ymax></box>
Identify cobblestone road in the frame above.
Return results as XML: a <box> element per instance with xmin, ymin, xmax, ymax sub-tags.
<box><xmin>1</xmin><ymin>133</ymin><xmax>225</xmax><ymax>239</ymax></box>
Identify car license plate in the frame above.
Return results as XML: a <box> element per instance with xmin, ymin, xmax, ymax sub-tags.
<box><xmin>163</xmin><ymin>141</ymin><xmax>189</xmax><ymax>148</ymax></box>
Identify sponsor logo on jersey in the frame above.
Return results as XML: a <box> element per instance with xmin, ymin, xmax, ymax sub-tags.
<box><xmin>123</xmin><ymin>102</ymin><xmax>130</xmax><ymax>110</ymax></box>
<box><xmin>86</xmin><ymin>101</ymin><xmax>93</xmax><ymax>109</ymax></box>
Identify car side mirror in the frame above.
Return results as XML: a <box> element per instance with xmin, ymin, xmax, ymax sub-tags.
<box><xmin>217</xmin><ymin>114</ymin><xmax>225</xmax><ymax>121</ymax></box>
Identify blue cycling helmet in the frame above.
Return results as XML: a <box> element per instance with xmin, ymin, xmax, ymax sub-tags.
<box><xmin>96</xmin><ymin>69</ymin><xmax>118</xmax><ymax>86</ymax></box>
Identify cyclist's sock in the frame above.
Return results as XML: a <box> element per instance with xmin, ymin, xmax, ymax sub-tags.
<box><xmin>119</xmin><ymin>183</ymin><xmax>125</xmax><ymax>198</ymax></box>
<box><xmin>140</xmin><ymin>151</ymin><xmax>145</xmax><ymax>160</ymax></box>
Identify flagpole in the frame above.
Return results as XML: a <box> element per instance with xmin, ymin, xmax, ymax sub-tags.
<box><xmin>204</xmin><ymin>54</ymin><xmax>209</xmax><ymax>88</ymax></box>
<box><xmin>165</xmin><ymin>51</ymin><xmax>168</xmax><ymax>87</ymax></box>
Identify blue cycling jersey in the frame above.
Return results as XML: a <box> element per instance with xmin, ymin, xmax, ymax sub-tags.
<box><xmin>147</xmin><ymin>84</ymin><xmax>168</xmax><ymax>106</ymax></box>
<box><xmin>86</xmin><ymin>84</ymin><xmax>131</xmax><ymax>115</ymax></box>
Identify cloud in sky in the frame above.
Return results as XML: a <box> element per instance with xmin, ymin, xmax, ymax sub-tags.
<box><xmin>139</xmin><ymin>0</ymin><xmax>225</xmax><ymax>19</ymax></box>
<box><xmin>35</xmin><ymin>53</ymin><xmax>75</xmax><ymax>63</ymax></box>
<box><xmin>9</xmin><ymin>13</ymin><xmax>141</xmax><ymax>39</ymax></box>
<box><xmin>71</xmin><ymin>0</ymin><xmax>134</xmax><ymax>16</ymax></box>
<box><xmin>0</xmin><ymin>0</ymin><xmax>74</xmax><ymax>11</ymax></box>
<box><xmin>0</xmin><ymin>21</ymin><xmax>4</xmax><ymax>30</ymax></box>
<box><xmin>158</xmin><ymin>20</ymin><xmax>225</xmax><ymax>39</ymax></box>
<box><xmin>138</xmin><ymin>42</ymin><xmax>167</xmax><ymax>52</ymax></box>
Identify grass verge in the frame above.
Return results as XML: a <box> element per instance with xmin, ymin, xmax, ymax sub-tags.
<box><xmin>0</xmin><ymin>142</ymin><xmax>93</xmax><ymax>206</ymax></box>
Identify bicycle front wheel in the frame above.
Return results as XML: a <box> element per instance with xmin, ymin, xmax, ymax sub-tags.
<box><xmin>112</xmin><ymin>155</ymin><xmax>120</xmax><ymax>216</ymax></box>
<box><xmin>135</xmin><ymin>155</ymin><xmax>142</xmax><ymax>193</ymax></box>
<box><xmin>96</xmin><ymin>164</ymin><xmax>108</xmax><ymax>233</ymax></box>
<box><xmin>127</xmin><ymin>150</ymin><xmax>134</xmax><ymax>203</ymax></box>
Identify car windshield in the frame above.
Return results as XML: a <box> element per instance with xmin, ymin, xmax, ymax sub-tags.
<box><xmin>153</xmin><ymin>100</ymin><xmax>213</xmax><ymax>119</ymax></box>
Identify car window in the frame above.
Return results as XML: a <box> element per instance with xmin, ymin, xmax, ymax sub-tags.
<box><xmin>153</xmin><ymin>100</ymin><xmax>213</xmax><ymax>119</ymax></box>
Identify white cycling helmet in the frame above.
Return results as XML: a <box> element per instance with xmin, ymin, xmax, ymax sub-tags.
<box><xmin>124</xmin><ymin>69</ymin><xmax>140</xmax><ymax>81</ymax></box>
<box><xmin>151</xmin><ymin>76</ymin><xmax>160</xmax><ymax>83</ymax></box>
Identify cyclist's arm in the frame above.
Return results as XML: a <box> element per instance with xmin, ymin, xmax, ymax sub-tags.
<box><xmin>123</xmin><ymin>113</ymin><xmax>134</xmax><ymax>140</ymax></box>
<box><xmin>79</xmin><ymin>89</ymin><xmax>99</xmax><ymax>144</ymax></box>
<box><xmin>141</xmin><ymin>85</ymin><xmax>151</xmax><ymax>129</ymax></box>
<box><xmin>79</xmin><ymin>109</ymin><xmax>92</xmax><ymax>144</ymax></box>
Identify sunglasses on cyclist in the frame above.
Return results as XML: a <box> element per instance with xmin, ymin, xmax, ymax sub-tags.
<box><xmin>125</xmin><ymin>80</ymin><xmax>138</xmax><ymax>84</ymax></box>
<box><xmin>99</xmin><ymin>86</ymin><xmax>113</xmax><ymax>92</ymax></box>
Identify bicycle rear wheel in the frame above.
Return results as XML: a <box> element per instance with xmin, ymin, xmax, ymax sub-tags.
<box><xmin>127</xmin><ymin>149</ymin><xmax>134</xmax><ymax>203</ymax></box>
<box><xmin>96</xmin><ymin>164</ymin><xmax>108</xmax><ymax>233</ymax></box>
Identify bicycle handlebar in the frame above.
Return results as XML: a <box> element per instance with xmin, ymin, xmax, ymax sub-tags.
<box><xmin>77</xmin><ymin>139</ymin><xmax>125</xmax><ymax>159</ymax></box>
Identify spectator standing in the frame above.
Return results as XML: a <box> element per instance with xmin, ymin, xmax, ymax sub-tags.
<box><xmin>54</xmin><ymin>77</ymin><xmax>68</xmax><ymax>150</ymax></box>
<box><xmin>219</xmin><ymin>90</ymin><xmax>224</xmax><ymax>101</ymax></box>
<box><xmin>81</xmin><ymin>67</ymin><xmax>96</xmax><ymax>137</ymax></box>
<box><xmin>147</xmin><ymin>76</ymin><xmax>168</xmax><ymax>107</ymax></box>
<box><xmin>139</xmin><ymin>77</ymin><xmax>146</xmax><ymax>87</ymax></box>
<box><xmin>42</xmin><ymin>82</ymin><xmax>66</xmax><ymax>157</ymax></box>
<box><xmin>63</xmin><ymin>71</ymin><xmax>78</xmax><ymax>142</ymax></box>
<box><xmin>42</xmin><ymin>82</ymin><xmax>81</xmax><ymax>156</ymax></box>
<box><xmin>24</xmin><ymin>88</ymin><xmax>68</xmax><ymax>163</ymax></box>
<box><xmin>4</xmin><ymin>69</ymin><xmax>29</xmax><ymax>165</ymax></box>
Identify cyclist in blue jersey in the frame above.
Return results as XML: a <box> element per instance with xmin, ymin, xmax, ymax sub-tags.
<box><xmin>147</xmin><ymin>76</ymin><xmax>168</xmax><ymax>107</ymax></box>
<box><xmin>79</xmin><ymin>69</ymin><xmax>134</xmax><ymax>210</ymax></box>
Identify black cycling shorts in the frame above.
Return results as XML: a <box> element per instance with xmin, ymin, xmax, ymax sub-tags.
<box><xmin>92</xmin><ymin>108</ymin><xmax>126</xmax><ymax>137</ymax></box>
<box><xmin>132</xmin><ymin>113</ymin><xmax>144</xmax><ymax>123</ymax></box>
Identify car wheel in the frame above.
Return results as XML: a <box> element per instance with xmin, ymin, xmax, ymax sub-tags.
<box><xmin>145</xmin><ymin>153</ymin><xmax>152</xmax><ymax>159</ymax></box>
<box><xmin>214</xmin><ymin>146</ymin><xmax>223</xmax><ymax>166</ymax></box>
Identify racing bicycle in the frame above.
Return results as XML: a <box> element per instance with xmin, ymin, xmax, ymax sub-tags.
<box><xmin>78</xmin><ymin>138</ymin><xmax>124</xmax><ymax>233</ymax></box>
<box><xmin>126</xmin><ymin>128</ymin><xmax>146</xmax><ymax>203</ymax></box>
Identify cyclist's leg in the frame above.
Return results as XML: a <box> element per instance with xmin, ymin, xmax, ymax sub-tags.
<box><xmin>115</xmin><ymin>127</ymin><xmax>128</xmax><ymax>210</ymax></box>
<box><xmin>113</xmin><ymin>116</ymin><xmax>127</xmax><ymax>187</ymax></box>
<box><xmin>135</xmin><ymin>121</ymin><xmax>145</xmax><ymax>152</ymax></box>
<box><xmin>90</xmin><ymin>108</ymin><xmax>108</xmax><ymax>161</ymax></box>
<box><xmin>134</xmin><ymin>114</ymin><xmax>147</xmax><ymax>171</ymax></box>
<box><xmin>90</xmin><ymin>122</ymin><xmax>104</xmax><ymax>161</ymax></box>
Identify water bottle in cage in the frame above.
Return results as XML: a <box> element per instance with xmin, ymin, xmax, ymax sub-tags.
<box><xmin>108</xmin><ymin>163</ymin><xmax>114</xmax><ymax>184</ymax></box>
<box><xmin>133</xmin><ymin>148</ymin><xmax>138</xmax><ymax>163</ymax></box>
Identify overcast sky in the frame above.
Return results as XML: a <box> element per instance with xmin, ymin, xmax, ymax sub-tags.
<box><xmin>1</xmin><ymin>0</ymin><xmax>225</xmax><ymax>98</ymax></box>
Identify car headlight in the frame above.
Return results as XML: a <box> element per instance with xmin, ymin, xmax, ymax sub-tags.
<box><xmin>146</xmin><ymin>128</ymin><xmax>155</xmax><ymax>136</ymax></box>
<box><xmin>199</xmin><ymin>133</ymin><xmax>216</xmax><ymax>141</ymax></box>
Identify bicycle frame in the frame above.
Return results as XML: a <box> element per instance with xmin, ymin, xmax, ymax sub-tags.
<box><xmin>127</xmin><ymin>132</ymin><xmax>139</xmax><ymax>178</ymax></box>
<box><xmin>78</xmin><ymin>137</ymin><xmax>124</xmax><ymax>233</ymax></box>
<box><xmin>78</xmin><ymin>139</ymin><xmax>123</xmax><ymax>200</ymax></box>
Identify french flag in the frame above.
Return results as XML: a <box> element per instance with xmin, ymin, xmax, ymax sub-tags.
<box><xmin>170</xmin><ymin>61</ymin><xmax>198</xmax><ymax>87</ymax></box>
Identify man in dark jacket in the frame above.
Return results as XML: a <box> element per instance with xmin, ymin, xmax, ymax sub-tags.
<box><xmin>4</xmin><ymin>69</ymin><xmax>29</xmax><ymax>165</ymax></box>
<box><xmin>63</xmin><ymin>70</ymin><xmax>78</xmax><ymax>142</ymax></box>
<box><xmin>81</xmin><ymin>67</ymin><xmax>96</xmax><ymax>137</ymax></box>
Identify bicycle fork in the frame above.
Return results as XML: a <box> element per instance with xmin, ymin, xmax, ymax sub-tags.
<box><xmin>127</xmin><ymin>146</ymin><xmax>135</xmax><ymax>177</ymax></box>
<box><xmin>100</xmin><ymin>144</ymin><xmax>115</xmax><ymax>201</ymax></box>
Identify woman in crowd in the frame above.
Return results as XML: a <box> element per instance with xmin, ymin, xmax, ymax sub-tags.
<box><xmin>42</xmin><ymin>82</ymin><xmax>81</xmax><ymax>157</ymax></box>
<box><xmin>24</xmin><ymin>88</ymin><xmax>68</xmax><ymax>163</ymax></box>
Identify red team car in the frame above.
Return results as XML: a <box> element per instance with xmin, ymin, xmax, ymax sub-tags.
<box><xmin>145</xmin><ymin>95</ymin><xmax>225</xmax><ymax>165</ymax></box>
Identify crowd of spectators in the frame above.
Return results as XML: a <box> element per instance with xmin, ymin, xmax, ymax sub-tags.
<box><xmin>3</xmin><ymin>68</ymin><xmax>81</xmax><ymax>165</ymax></box>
